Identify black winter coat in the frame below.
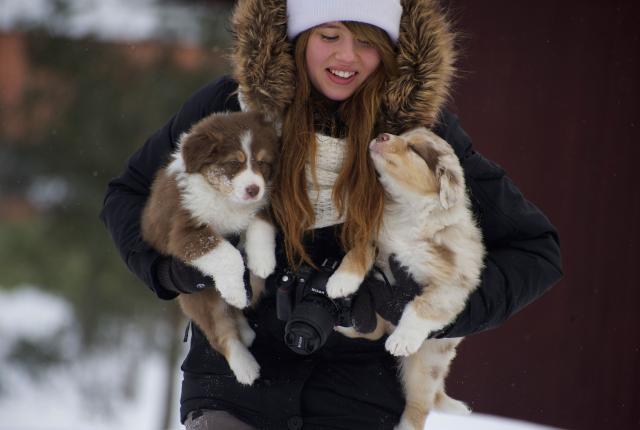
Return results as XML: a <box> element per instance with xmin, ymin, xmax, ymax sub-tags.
<box><xmin>100</xmin><ymin>77</ymin><xmax>562</xmax><ymax>430</ymax></box>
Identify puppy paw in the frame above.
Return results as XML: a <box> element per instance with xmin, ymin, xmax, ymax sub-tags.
<box><xmin>192</xmin><ymin>241</ymin><xmax>248</xmax><ymax>309</ymax></box>
<box><xmin>385</xmin><ymin>328</ymin><xmax>425</xmax><ymax>357</ymax></box>
<box><xmin>216</xmin><ymin>276</ymin><xmax>249</xmax><ymax>309</ymax></box>
<box><xmin>238</xmin><ymin>318</ymin><xmax>256</xmax><ymax>347</ymax></box>
<box><xmin>247</xmin><ymin>249</ymin><xmax>276</xmax><ymax>279</ymax></box>
<box><xmin>326</xmin><ymin>271</ymin><xmax>363</xmax><ymax>299</ymax></box>
<box><xmin>245</xmin><ymin>218</ymin><xmax>276</xmax><ymax>279</ymax></box>
<box><xmin>227</xmin><ymin>340</ymin><xmax>260</xmax><ymax>386</ymax></box>
<box><xmin>435</xmin><ymin>392</ymin><xmax>471</xmax><ymax>415</ymax></box>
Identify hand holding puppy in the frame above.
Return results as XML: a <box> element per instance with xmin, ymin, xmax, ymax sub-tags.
<box><xmin>157</xmin><ymin>255</ymin><xmax>252</xmax><ymax>305</ymax></box>
<box><xmin>350</xmin><ymin>255</ymin><xmax>422</xmax><ymax>332</ymax></box>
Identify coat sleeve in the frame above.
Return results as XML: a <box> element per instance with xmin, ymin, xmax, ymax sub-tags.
<box><xmin>432</xmin><ymin>111</ymin><xmax>563</xmax><ymax>338</ymax></box>
<box><xmin>99</xmin><ymin>76</ymin><xmax>240</xmax><ymax>299</ymax></box>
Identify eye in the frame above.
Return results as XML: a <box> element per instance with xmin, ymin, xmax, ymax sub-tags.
<box><xmin>257</xmin><ymin>160</ymin><xmax>272</xmax><ymax>170</ymax></box>
<box><xmin>357</xmin><ymin>38</ymin><xmax>372</xmax><ymax>47</ymax></box>
<box><xmin>225</xmin><ymin>160</ymin><xmax>242</xmax><ymax>168</ymax></box>
<box><xmin>320</xmin><ymin>33</ymin><xmax>339</xmax><ymax>41</ymax></box>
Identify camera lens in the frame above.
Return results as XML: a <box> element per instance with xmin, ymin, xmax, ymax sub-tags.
<box><xmin>285</xmin><ymin>321</ymin><xmax>320</xmax><ymax>354</ymax></box>
<box><xmin>284</xmin><ymin>297</ymin><xmax>337</xmax><ymax>355</ymax></box>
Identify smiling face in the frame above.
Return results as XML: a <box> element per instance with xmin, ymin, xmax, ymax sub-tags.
<box><xmin>305</xmin><ymin>22</ymin><xmax>382</xmax><ymax>101</ymax></box>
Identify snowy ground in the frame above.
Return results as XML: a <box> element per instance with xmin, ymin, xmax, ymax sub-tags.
<box><xmin>0</xmin><ymin>287</ymin><xmax>183</xmax><ymax>430</ymax></box>
<box><xmin>0</xmin><ymin>287</ymin><xmax>559</xmax><ymax>430</ymax></box>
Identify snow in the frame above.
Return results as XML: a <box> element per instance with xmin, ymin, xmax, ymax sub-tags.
<box><xmin>0</xmin><ymin>286</ymin><xmax>73</xmax><ymax>341</ymax></box>
<box><xmin>0</xmin><ymin>287</ymin><xmax>558</xmax><ymax>429</ymax></box>
<box><xmin>425</xmin><ymin>412</ymin><xmax>558</xmax><ymax>430</ymax></box>
<box><xmin>0</xmin><ymin>0</ymin><xmax>207</xmax><ymax>43</ymax></box>
<box><xmin>26</xmin><ymin>176</ymin><xmax>70</xmax><ymax>210</ymax></box>
<box><xmin>0</xmin><ymin>352</ymin><xmax>172</xmax><ymax>430</ymax></box>
<box><xmin>0</xmin><ymin>287</ymin><xmax>183</xmax><ymax>430</ymax></box>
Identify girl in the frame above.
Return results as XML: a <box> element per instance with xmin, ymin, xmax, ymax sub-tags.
<box><xmin>100</xmin><ymin>1</ymin><xmax>562</xmax><ymax>429</ymax></box>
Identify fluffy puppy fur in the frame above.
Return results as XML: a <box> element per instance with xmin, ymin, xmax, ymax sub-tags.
<box><xmin>329</xmin><ymin>128</ymin><xmax>485</xmax><ymax>430</ymax></box>
<box><xmin>141</xmin><ymin>111</ymin><xmax>279</xmax><ymax>385</ymax></box>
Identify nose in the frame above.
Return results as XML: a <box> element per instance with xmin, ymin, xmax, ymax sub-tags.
<box><xmin>376</xmin><ymin>133</ymin><xmax>391</xmax><ymax>142</ymax></box>
<box><xmin>245</xmin><ymin>184</ymin><xmax>260</xmax><ymax>198</ymax></box>
<box><xmin>334</xmin><ymin>40</ymin><xmax>357</xmax><ymax>63</ymax></box>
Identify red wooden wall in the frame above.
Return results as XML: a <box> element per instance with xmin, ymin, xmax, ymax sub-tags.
<box><xmin>446</xmin><ymin>1</ymin><xmax>640</xmax><ymax>429</ymax></box>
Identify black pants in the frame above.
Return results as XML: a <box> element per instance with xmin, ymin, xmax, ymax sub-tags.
<box><xmin>185</xmin><ymin>410</ymin><xmax>257</xmax><ymax>430</ymax></box>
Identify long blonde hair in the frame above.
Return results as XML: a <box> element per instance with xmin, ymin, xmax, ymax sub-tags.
<box><xmin>272</xmin><ymin>21</ymin><xmax>398</xmax><ymax>268</ymax></box>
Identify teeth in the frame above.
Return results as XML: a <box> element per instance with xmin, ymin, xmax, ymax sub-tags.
<box><xmin>330</xmin><ymin>69</ymin><xmax>356</xmax><ymax>79</ymax></box>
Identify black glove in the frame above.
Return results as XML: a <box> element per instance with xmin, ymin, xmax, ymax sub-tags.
<box><xmin>156</xmin><ymin>256</ymin><xmax>215</xmax><ymax>294</ymax></box>
<box><xmin>351</xmin><ymin>255</ymin><xmax>423</xmax><ymax>333</ymax></box>
<box><xmin>156</xmin><ymin>255</ymin><xmax>251</xmax><ymax>302</ymax></box>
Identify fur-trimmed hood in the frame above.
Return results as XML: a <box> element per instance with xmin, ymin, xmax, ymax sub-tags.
<box><xmin>230</xmin><ymin>0</ymin><xmax>456</xmax><ymax>133</ymax></box>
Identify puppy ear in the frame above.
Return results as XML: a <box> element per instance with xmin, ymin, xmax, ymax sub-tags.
<box><xmin>436</xmin><ymin>164</ymin><xmax>459</xmax><ymax>209</ymax></box>
<box><xmin>180</xmin><ymin>131</ymin><xmax>220</xmax><ymax>173</ymax></box>
<box><xmin>406</xmin><ymin>128</ymin><xmax>463</xmax><ymax>209</ymax></box>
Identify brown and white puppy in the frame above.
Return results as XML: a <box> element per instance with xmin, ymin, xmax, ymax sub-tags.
<box><xmin>329</xmin><ymin>128</ymin><xmax>485</xmax><ymax>430</ymax></box>
<box><xmin>141</xmin><ymin>111</ymin><xmax>279</xmax><ymax>385</ymax></box>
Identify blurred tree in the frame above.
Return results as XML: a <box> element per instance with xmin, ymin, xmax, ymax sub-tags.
<box><xmin>0</xmin><ymin>2</ymin><xmax>233</xmax><ymax>420</ymax></box>
<box><xmin>2</xmin><ymin>28</ymin><xmax>230</xmax><ymax>340</ymax></box>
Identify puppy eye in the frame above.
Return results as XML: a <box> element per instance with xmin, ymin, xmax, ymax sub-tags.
<box><xmin>225</xmin><ymin>160</ymin><xmax>242</xmax><ymax>167</ymax></box>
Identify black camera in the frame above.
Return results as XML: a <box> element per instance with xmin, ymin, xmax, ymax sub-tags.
<box><xmin>276</xmin><ymin>258</ymin><xmax>353</xmax><ymax>355</ymax></box>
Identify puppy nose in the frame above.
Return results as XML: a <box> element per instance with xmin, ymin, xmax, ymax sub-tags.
<box><xmin>376</xmin><ymin>133</ymin><xmax>390</xmax><ymax>142</ymax></box>
<box><xmin>245</xmin><ymin>184</ymin><xmax>260</xmax><ymax>198</ymax></box>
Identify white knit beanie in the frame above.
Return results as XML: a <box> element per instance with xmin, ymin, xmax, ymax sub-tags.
<box><xmin>287</xmin><ymin>0</ymin><xmax>403</xmax><ymax>43</ymax></box>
